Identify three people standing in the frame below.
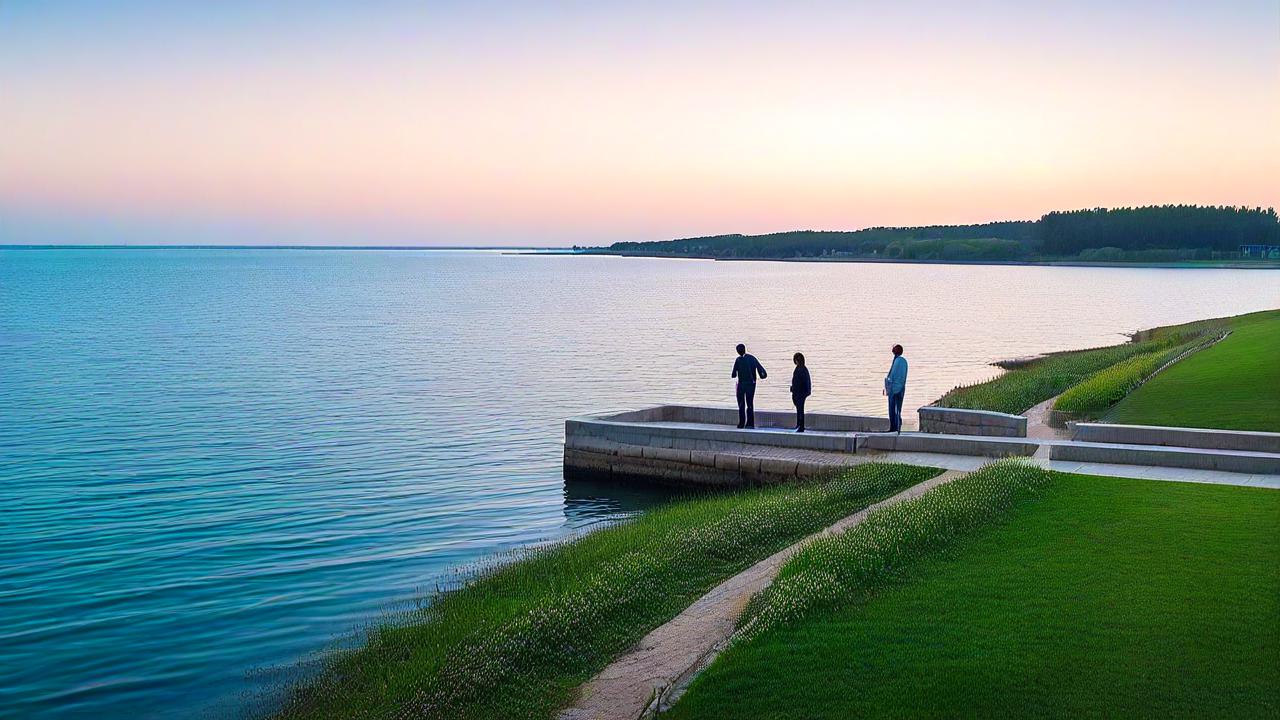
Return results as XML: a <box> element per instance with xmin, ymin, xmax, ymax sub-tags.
<box><xmin>730</xmin><ymin>343</ymin><xmax>908</xmax><ymax>432</ymax></box>
<box><xmin>731</xmin><ymin>344</ymin><xmax>767</xmax><ymax>428</ymax></box>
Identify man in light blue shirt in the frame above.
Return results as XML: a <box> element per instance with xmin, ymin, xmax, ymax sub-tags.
<box><xmin>884</xmin><ymin>344</ymin><xmax>908</xmax><ymax>432</ymax></box>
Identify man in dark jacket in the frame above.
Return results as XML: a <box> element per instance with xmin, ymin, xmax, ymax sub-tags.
<box><xmin>790</xmin><ymin>352</ymin><xmax>812</xmax><ymax>432</ymax></box>
<box><xmin>731</xmin><ymin>343</ymin><xmax>767</xmax><ymax>428</ymax></box>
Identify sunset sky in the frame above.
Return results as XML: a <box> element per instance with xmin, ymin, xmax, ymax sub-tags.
<box><xmin>2</xmin><ymin>1</ymin><xmax>1277</xmax><ymax>246</ymax></box>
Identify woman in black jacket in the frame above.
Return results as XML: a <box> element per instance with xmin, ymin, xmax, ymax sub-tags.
<box><xmin>790</xmin><ymin>352</ymin><xmax>812</xmax><ymax>432</ymax></box>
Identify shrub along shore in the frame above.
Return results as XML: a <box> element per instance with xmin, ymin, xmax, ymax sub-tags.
<box><xmin>273</xmin><ymin>463</ymin><xmax>936</xmax><ymax>720</ymax></box>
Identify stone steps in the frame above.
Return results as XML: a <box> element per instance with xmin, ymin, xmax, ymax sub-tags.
<box><xmin>1072</xmin><ymin>423</ymin><xmax>1280</xmax><ymax>454</ymax></box>
<box><xmin>1049</xmin><ymin>440</ymin><xmax>1280</xmax><ymax>475</ymax></box>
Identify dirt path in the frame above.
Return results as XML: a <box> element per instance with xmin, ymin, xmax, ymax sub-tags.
<box><xmin>557</xmin><ymin>469</ymin><xmax>966</xmax><ymax>720</ymax></box>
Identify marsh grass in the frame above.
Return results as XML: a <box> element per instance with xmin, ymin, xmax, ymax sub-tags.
<box><xmin>273</xmin><ymin>463</ymin><xmax>936</xmax><ymax>720</ymax></box>
<box><xmin>1051</xmin><ymin>334</ymin><xmax>1218</xmax><ymax>420</ymax></box>
<box><xmin>934</xmin><ymin>317</ymin><xmax>1226</xmax><ymax>414</ymax></box>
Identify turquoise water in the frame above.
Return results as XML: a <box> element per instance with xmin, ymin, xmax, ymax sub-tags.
<box><xmin>2</xmin><ymin>248</ymin><xmax>1276</xmax><ymax>719</ymax></box>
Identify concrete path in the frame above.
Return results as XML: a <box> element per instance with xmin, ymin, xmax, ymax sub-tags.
<box><xmin>604</xmin><ymin>436</ymin><xmax>1280</xmax><ymax>489</ymax></box>
<box><xmin>1025</xmin><ymin>396</ymin><xmax>1070</xmax><ymax>442</ymax></box>
<box><xmin>557</xmin><ymin>469</ymin><xmax>966</xmax><ymax>720</ymax></box>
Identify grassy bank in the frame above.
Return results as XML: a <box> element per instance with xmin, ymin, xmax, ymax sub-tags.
<box><xmin>933</xmin><ymin>314</ymin><xmax>1231</xmax><ymax>415</ymax></box>
<box><xmin>275</xmin><ymin>463</ymin><xmax>936</xmax><ymax>720</ymax></box>
<box><xmin>1107</xmin><ymin>311</ymin><xmax>1280</xmax><ymax>431</ymax></box>
<box><xmin>668</xmin><ymin>470</ymin><xmax>1280</xmax><ymax>719</ymax></box>
<box><xmin>1048</xmin><ymin>334</ymin><xmax>1221</xmax><ymax>422</ymax></box>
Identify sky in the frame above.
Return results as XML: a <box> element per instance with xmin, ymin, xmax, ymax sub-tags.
<box><xmin>1</xmin><ymin>1</ymin><xmax>1277</xmax><ymax>246</ymax></box>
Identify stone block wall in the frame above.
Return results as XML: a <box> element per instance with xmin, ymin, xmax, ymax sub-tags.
<box><xmin>563</xmin><ymin>442</ymin><xmax>842</xmax><ymax>487</ymax></box>
<box><xmin>918</xmin><ymin>407</ymin><xmax>1027</xmax><ymax>437</ymax></box>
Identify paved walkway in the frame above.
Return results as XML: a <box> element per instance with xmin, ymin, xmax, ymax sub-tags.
<box><xmin>558</xmin><ymin>470</ymin><xmax>966</xmax><ymax>720</ymax></box>
<box><xmin>1025</xmin><ymin>396</ymin><xmax>1071</xmax><ymax>442</ymax></box>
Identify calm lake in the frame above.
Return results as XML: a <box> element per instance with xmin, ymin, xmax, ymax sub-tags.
<box><xmin>1</xmin><ymin>248</ymin><xmax>1277</xmax><ymax>718</ymax></box>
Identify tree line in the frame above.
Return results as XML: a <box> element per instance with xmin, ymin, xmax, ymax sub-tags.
<box><xmin>589</xmin><ymin>205</ymin><xmax>1278</xmax><ymax>260</ymax></box>
<box><xmin>1037</xmin><ymin>205</ymin><xmax>1278</xmax><ymax>255</ymax></box>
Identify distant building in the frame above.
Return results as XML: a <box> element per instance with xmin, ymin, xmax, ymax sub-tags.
<box><xmin>1239</xmin><ymin>244</ymin><xmax>1280</xmax><ymax>259</ymax></box>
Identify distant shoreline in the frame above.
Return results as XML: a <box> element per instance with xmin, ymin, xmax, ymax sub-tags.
<box><xmin>533</xmin><ymin>250</ymin><xmax>1280</xmax><ymax>270</ymax></box>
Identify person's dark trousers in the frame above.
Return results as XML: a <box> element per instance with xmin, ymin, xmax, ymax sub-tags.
<box><xmin>736</xmin><ymin>382</ymin><xmax>757</xmax><ymax>428</ymax></box>
<box><xmin>793</xmin><ymin>395</ymin><xmax>805</xmax><ymax>432</ymax></box>
<box><xmin>888</xmin><ymin>390</ymin><xmax>905</xmax><ymax>432</ymax></box>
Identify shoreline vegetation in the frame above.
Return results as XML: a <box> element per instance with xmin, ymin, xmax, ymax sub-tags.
<box><xmin>577</xmin><ymin>204</ymin><xmax>1280</xmax><ymax>267</ymax></box>
<box><xmin>1108</xmin><ymin>312</ymin><xmax>1280</xmax><ymax>432</ymax></box>
<box><xmin>935</xmin><ymin>309</ymin><xmax>1279</xmax><ymax>431</ymax></box>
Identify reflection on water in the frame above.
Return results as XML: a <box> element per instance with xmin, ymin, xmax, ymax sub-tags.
<box><xmin>564</xmin><ymin>475</ymin><xmax>688</xmax><ymax>522</ymax></box>
<box><xmin>1</xmin><ymin>248</ymin><xmax>1276</xmax><ymax>719</ymax></box>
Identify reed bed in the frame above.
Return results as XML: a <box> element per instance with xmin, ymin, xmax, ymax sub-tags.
<box><xmin>274</xmin><ymin>463</ymin><xmax>935</xmax><ymax>720</ymax></box>
<box><xmin>1051</xmin><ymin>338</ymin><xmax>1213</xmax><ymax>420</ymax></box>
<box><xmin>934</xmin><ymin>324</ymin><xmax>1222</xmax><ymax>414</ymax></box>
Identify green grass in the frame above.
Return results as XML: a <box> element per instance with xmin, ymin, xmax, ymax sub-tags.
<box><xmin>274</xmin><ymin>463</ymin><xmax>937</xmax><ymax>720</ymax></box>
<box><xmin>1108</xmin><ymin>310</ymin><xmax>1280</xmax><ymax>432</ymax></box>
<box><xmin>667</xmin><ymin>471</ymin><xmax>1280</xmax><ymax>719</ymax></box>
<box><xmin>933</xmin><ymin>314</ymin><xmax>1232</xmax><ymax>414</ymax></box>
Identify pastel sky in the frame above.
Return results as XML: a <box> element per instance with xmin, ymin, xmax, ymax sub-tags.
<box><xmin>1</xmin><ymin>1</ymin><xmax>1277</xmax><ymax>246</ymax></box>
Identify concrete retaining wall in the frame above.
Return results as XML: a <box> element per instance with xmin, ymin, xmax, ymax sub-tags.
<box><xmin>1072</xmin><ymin>423</ymin><xmax>1280</xmax><ymax>454</ymax></box>
<box><xmin>1050</xmin><ymin>441</ymin><xmax>1280</xmax><ymax>475</ymax></box>
<box><xmin>918</xmin><ymin>407</ymin><xmax>1028</xmax><ymax>437</ymax></box>
<box><xmin>563</xmin><ymin>442</ymin><xmax>842</xmax><ymax>487</ymax></box>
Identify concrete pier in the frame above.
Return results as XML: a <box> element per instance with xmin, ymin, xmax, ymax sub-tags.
<box><xmin>565</xmin><ymin>406</ymin><xmax>871</xmax><ymax>486</ymax></box>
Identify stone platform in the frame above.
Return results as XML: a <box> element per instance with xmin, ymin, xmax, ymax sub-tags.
<box><xmin>564</xmin><ymin>405</ymin><xmax>1280</xmax><ymax>487</ymax></box>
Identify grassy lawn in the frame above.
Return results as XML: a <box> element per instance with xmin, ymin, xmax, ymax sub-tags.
<box><xmin>274</xmin><ymin>463</ymin><xmax>936</xmax><ymax>720</ymax></box>
<box><xmin>668</xmin><ymin>473</ymin><xmax>1280</xmax><ymax>719</ymax></box>
<box><xmin>1107</xmin><ymin>310</ymin><xmax>1280</xmax><ymax>432</ymax></box>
